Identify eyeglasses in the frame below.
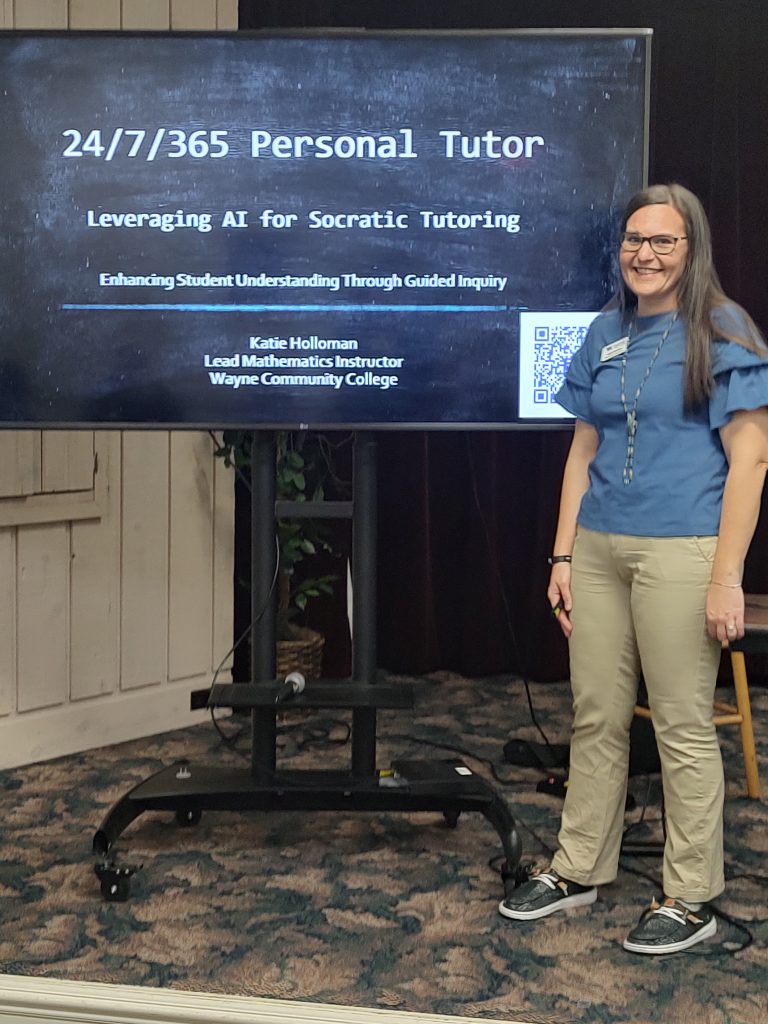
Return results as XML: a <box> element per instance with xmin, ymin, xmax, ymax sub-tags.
<box><xmin>620</xmin><ymin>232</ymin><xmax>688</xmax><ymax>256</ymax></box>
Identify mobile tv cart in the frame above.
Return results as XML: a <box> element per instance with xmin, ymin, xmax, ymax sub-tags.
<box><xmin>93</xmin><ymin>432</ymin><xmax>522</xmax><ymax>901</ymax></box>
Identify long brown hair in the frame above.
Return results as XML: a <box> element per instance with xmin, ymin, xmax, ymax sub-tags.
<box><xmin>613</xmin><ymin>183</ymin><xmax>765</xmax><ymax>409</ymax></box>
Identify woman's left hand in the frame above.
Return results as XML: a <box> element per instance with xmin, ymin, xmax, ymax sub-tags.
<box><xmin>706</xmin><ymin>582</ymin><xmax>745</xmax><ymax>647</ymax></box>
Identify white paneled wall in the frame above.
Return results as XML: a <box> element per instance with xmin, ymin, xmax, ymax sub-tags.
<box><xmin>69</xmin><ymin>0</ymin><xmax>122</xmax><ymax>29</ymax></box>
<box><xmin>6</xmin><ymin>1</ymin><xmax>238</xmax><ymax>32</ymax></box>
<box><xmin>0</xmin><ymin>0</ymin><xmax>237</xmax><ymax>769</ymax></box>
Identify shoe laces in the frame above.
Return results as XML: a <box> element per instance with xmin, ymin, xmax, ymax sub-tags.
<box><xmin>648</xmin><ymin>897</ymin><xmax>702</xmax><ymax>926</ymax></box>
<box><xmin>531</xmin><ymin>870</ymin><xmax>565</xmax><ymax>892</ymax></box>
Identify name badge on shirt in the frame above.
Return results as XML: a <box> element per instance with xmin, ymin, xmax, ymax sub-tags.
<box><xmin>600</xmin><ymin>337</ymin><xmax>629</xmax><ymax>362</ymax></box>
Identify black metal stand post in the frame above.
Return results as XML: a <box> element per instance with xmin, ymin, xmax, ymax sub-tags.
<box><xmin>250</xmin><ymin>429</ymin><xmax>277</xmax><ymax>779</ymax></box>
<box><xmin>351</xmin><ymin>432</ymin><xmax>377</xmax><ymax>777</ymax></box>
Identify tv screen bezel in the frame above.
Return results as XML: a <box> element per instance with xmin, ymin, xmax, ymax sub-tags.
<box><xmin>0</xmin><ymin>27</ymin><xmax>652</xmax><ymax>432</ymax></box>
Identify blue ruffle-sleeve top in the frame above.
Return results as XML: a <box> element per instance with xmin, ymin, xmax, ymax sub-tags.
<box><xmin>555</xmin><ymin>304</ymin><xmax>768</xmax><ymax>537</ymax></box>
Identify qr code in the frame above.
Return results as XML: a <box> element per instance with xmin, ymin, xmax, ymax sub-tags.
<box><xmin>532</xmin><ymin>324</ymin><xmax>588</xmax><ymax>404</ymax></box>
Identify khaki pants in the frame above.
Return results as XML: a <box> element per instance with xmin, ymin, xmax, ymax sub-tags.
<box><xmin>551</xmin><ymin>527</ymin><xmax>725</xmax><ymax>901</ymax></box>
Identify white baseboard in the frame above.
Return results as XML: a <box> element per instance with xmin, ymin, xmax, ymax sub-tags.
<box><xmin>0</xmin><ymin>976</ymin><xmax>530</xmax><ymax>1024</ymax></box>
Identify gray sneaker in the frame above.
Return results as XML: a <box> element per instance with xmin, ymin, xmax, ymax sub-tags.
<box><xmin>623</xmin><ymin>898</ymin><xmax>717</xmax><ymax>954</ymax></box>
<box><xmin>498</xmin><ymin>870</ymin><xmax>597</xmax><ymax>920</ymax></box>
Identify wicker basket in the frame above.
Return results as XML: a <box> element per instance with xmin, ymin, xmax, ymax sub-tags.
<box><xmin>276</xmin><ymin>625</ymin><xmax>324</xmax><ymax>680</ymax></box>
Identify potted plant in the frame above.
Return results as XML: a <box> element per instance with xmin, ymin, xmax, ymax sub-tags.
<box><xmin>213</xmin><ymin>430</ymin><xmax>347</xmax><ymax>679</ymax></box>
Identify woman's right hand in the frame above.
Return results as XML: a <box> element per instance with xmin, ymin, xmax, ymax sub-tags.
<box><xmin>547</xmin><ymin>420</ymin><xmax>596</xmax><ymax>641</ymax></box>
<box><xmin>547</xmin><ymin>563</ymin><xmax>573</xmax><ymax>638</ymax></box>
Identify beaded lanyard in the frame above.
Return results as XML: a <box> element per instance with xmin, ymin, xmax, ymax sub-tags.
<box><xmin>619</xmin><ymin>311</ymin><xmax>679</xmax><ymax>485</ymax></box>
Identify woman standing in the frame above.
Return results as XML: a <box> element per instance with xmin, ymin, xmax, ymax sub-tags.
<box><xmin>499</xmin><ymin>183</ymin><xmax>768</xmax><ymax>955</ymax></box>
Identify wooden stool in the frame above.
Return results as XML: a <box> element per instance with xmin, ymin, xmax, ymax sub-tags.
<box><xmin>725</xmin><ymin>594</ymin><xmax>765</xmax><ymax>799</ymax></box>
<box><xmin>634</xmin><ymin>595</ymin><xmax>763</xmax><ymax>799</ymax></box>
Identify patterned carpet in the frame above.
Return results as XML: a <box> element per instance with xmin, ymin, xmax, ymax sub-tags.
<box><xmin>0</xmin><ymin>673</ymin><xmax>766</xmax><ymax>1024</ymax></box>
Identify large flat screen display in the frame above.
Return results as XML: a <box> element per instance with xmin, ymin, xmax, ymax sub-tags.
<box><xmin>0</xmin><ymin>30</ymin><xmax>649</xmax><ymax>428</ymax></box>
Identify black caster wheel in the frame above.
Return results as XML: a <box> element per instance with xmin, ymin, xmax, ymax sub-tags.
<box><xmin>94</xmin><ymin>860</ymin><xmax>139</xmax><ymax>902</ymax></box>
<box><xmin>175</xmin><ymin>807</ymin><xmax>202</xmax><ymax>827</ymax></box>
<box><xmin>443</xmin><ymin>810</ymin><xmax>460</xmax><ymax>829</ymax></box>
